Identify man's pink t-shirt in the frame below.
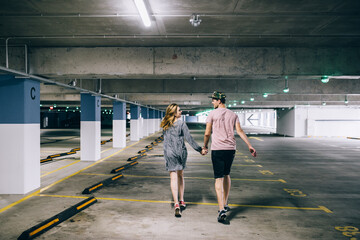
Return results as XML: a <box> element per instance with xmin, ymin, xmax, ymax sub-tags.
<box><xmin>206</xmin><ymin>108</ymin><xmax>240</xmax><ymax>150</ymax></box>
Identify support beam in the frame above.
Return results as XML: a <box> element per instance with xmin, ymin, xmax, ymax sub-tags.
<box><xmin>81</xmin><ymin>93</ymin><xmax>101</xmax><ymax>161</ymax></box>
<box><xmin>0</xmin><ymin>75</ymin><xmax>40</xmax><ymax>194</ymax></box>
<box><xmin>113</xmin><ymin>101</ymin><xmax>126</xmax><ymax>148</ymax></box>
<box><xmin>141</xmin><ymin>107</ymin><xmax>149</xmax><ymax>138</ymax></box>
<box><xmin>130</xmin><ymin>104</ymin><xmax>140</xmax><ymax>141</ymax></box>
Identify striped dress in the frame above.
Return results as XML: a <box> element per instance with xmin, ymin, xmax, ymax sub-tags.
<box><xmin>163</xmin><ymin>120</ymin><xmax>202</xmax><ymax>171</ymax></box>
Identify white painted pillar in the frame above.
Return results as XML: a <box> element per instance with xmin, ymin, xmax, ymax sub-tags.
<box><xmin>0</xmin><ymin>76</ymin><xmax>40</xmax><ymax>194</ymax></box>
<box><xmin>130</xmin><ymin>104</ymin><xmax>140</xmax><ymax>141</ymax></box>
<box><xmin>81</xmin><ymin>93</ymin><xmax>101</xmax><ymax>161</ymax></box>
<box><xmin>113</xmin><ymin>101</ymin><xmax>126</xmax><ymax>148</ymax></box>
<box><xmin>149</xmin><ymin>109</ymin><xmax>155</xmax><ymax>134</ymax></box>
<box><xmin>141</xmin><ymin>107</ymin><xmax>149</xmax><ymax>137</ymax></box>
<box><xmin>155</xmin><ymin>110</ymin><xmax>159</xmax><ymax>131</ymax></box>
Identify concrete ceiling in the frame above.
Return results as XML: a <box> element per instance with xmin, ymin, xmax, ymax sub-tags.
<box><xmin>1</xmin><ymin>0</ymin><xmax>360</xmax><ymax>112</ymax></box>
<box><xmin>1</xmin><ymin>0</ymin><xmax>360</xmax><ymax>47</ymax></box>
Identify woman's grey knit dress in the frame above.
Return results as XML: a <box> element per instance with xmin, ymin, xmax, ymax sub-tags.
<box><xmin>163</xmin><ymin>120</ymin><xmax>202</xmax><ymax>171</ymax></box>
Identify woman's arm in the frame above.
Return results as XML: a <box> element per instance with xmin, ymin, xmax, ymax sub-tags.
<box><xmin>182</xmin><ymin>122</ymin><xmax>202</xmax><ymax>152</ymax></box>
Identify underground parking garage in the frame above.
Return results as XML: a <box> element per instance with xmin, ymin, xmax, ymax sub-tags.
<box><xmin>1</xmin><ymin>1</ymin><xmax>360</xmax><ymax>239</ymax></box>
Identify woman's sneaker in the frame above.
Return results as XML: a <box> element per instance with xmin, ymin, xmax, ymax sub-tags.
<box><xmin>179</xmin><ymin>201</ymin><xmax>186</xmax><ymax>210</ymax></box>
<box><xmin>217</xmin><ymin>210</ymin><xmax>226</xmax><ymax>223</ymax></box>
<box><xmin>174</xmin><ymin>203</ymin><xmax>181</xmax><ymax>218</ymax></box>
<box><xmin>224</xmin><ymin>204</ymin><xmax>230</xmax><ymax>212</ymax></box>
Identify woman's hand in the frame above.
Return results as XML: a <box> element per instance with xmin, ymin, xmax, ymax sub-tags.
<box><xmin>201</xmin><ymin>147</ymin><xmax>208</xmax><ymax>155</ymax></box>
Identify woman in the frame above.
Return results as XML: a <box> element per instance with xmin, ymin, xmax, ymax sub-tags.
<box><xmin>160</xmin><ymin>103</ymin><xmax>204</xmax><ymax>217</ymax></box>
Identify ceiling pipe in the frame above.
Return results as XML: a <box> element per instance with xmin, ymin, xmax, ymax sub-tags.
<box><xmin>0</xmin><ymin>12</ymin><xmax>357</xmax><ymax>18</ymax></box>
<box><xmin>4</xmin><ymin>37</ymin><xmax>29</xmax><ymax>73</ymax></box>
<box><xmin>0</xmin><ymin>66</ymin><xmax>160</xmax><ymax>110</ymax></box>
<box><xmin>4</xmin><ymin>34</ymin><xmax>360</xmax><ymax>40</ymax></box>
<box><xmin>5</xmin><ymin>37</ymin><xmax>10</xmax><ymax>68</ymax></box>
<box><xmin>24</xmin><ymin>44</ymin><xmax>28</xmax><ymax>73</ymax></box>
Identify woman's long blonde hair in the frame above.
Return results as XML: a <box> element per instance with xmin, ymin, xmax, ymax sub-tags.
<box><xmin>160</xmin><ymin>103</ymin><xmax>179</xmax><ymax>131</ymax></box>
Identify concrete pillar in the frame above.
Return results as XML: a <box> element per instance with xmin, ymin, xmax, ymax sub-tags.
<box><xmin>141</xmin><ymin>107</ymin><xmax>149</xmax><ymax>137</ymax></box>
<box><xmin>81</xmin><ymin>93</ymin><xmax>101</xmax><ymax>161</ymax></box>
<box><xmin>149</xmin><ymin>109</ymin><xmax>155</xmax><ymax>134</ymax></box>
<box><xmin>112</xmin><ymin>101</ymin><xmax>126</xmax><ymax>148</ymax></box>
<box><xmin>0</xmin><ymin>75</ymin><xmax>40</xmax><ymax>194</ymax></box>
<box><xmin>130</xmin><ymin>104</ymin><xmax>140</xmax><ymax>141</ymax></box>
<box><xmin>154</xmin><ymin>110</ymin><xmax>159</xmax><ymax>131</ymax></box>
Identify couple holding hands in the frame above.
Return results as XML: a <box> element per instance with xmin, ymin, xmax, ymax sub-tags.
<box><xmin>160</xmin><ymin>91</ymin><xmax>257</xmax><ymax>223</ymax></box>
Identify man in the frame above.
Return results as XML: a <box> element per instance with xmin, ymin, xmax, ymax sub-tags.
<box><xmin>203</xmin><ymin>91</ymin><xmax>257</xmax><ymax>223</ymax></box>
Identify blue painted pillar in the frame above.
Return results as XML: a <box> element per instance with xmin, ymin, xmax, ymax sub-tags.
<box><xmin>149</xmin><ymin>109</ymin><xmax>155</xmax><ymax>134</ymax></box>
<box><xmin>141</xmin><ymin>107</ymin><xmax>149</xmax><ymax>137</ymax></box>
<box><xmin>0</xmin><ymin>75</ymin><xmax>40</xmax><ymax>194</ymax></box>
<box><xmin>81</xmin><ymin>93</ymin><xmax>101</xmax><ymax>161</ymax></box>
<box><xmin>130</xmin><ymin>104</ymin><xmax>140</xmax><ymax>141</ymax></box>
<box><xmin>113</xmin><ymin>101</ymin><xmax>126</xmax><ymax>148</ymax></box>
<box><xmin>154</xmin><ymin>110</ymin><xmax>159</xmax><ymax>131</ymax></box>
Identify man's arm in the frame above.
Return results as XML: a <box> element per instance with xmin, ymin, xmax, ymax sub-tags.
<box><xmin>203</xmin><ymin>122</ymin><xmax>212</xmax><ymax>153</ymax></box>
<box><xmin>235</xmin><ymin>122</ymin><xmax>257</xmax><ymax>157</ymax></box>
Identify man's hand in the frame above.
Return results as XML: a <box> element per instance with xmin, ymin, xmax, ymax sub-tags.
<box><xmin>249</xmin><ymin>147</ymin><xmax>257</xmax><ymax>157</ymax></box>
<box><xmin>201</xmin><ymin>147</ymin><xmax>208</xmax><ymax>155</ymax></box>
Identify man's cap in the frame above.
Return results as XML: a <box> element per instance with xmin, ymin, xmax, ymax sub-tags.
<box><xmin>209</xmin><ymin>91</ymin><xmax>226</xmax><ymax>100</ymax></box>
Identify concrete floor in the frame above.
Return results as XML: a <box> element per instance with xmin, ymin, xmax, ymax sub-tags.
<box><xmin>0</xmin><ymin>125</ymin><xmax>359</xmax><ymax>239</ymax></box>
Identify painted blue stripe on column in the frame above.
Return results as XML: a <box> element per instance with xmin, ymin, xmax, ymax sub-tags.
<box><xmin>149</xmin><ymin>109</ymin><xmax>154</xmax><ymax>119</ymax></box>
<box><xmin>0</xmin><ymin>75</ymin><xmax>40</xmax><ymax>124</ymax></box>
<box><xmin>113</xmin><ymin>101</ymin><xmax>126</xmax><ymax>120</ymax></box>
<box><xmin>81</xmin><ymin>93</ymin><xmax>101</xmax><ymax>121</ymax></box>
<box><xmin>141</xmin><ymin>107</ymin><xmax>149</xmax><ymax>119</ymax></box>
<box><xmin>130</xmin><ymin>104</ymin><xmax>140</xmax><ymax>120</ymax></box>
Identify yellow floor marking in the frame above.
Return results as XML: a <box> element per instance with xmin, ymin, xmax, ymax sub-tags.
<box><xmin>249</xmin><ymin>137</ymin><xmax>264</xmax><ymax>141</ymax></box>
<box><xmin>79</xmin><ymin>173</ymin><xmax>286</xmax><ymax>183</ymax></box>
<box><xmin>37</xmin><ymin>194</ymin><xmax>331</xmax><ymax>213</ymax></box>
<box><xmin>101</xmin><ymin>147</ymin><xmax>113</xmax><ymax>153</ymax></box>
<box><xmin>41</xmin><ymin>160</ymin><xmax>81</xmax><ymax>177</ymax></box>
<box><xmin>41</xmin><ymin>150</ymin><xmax>68</xmax><ymax>153</ymax></box>
<box><xmin>135</xmin><ymin>162</ymin><xmax>262</xmax><ymax>167</ymax></box>
<box><xmin>39</xmin><ymin>133</ymin><xmax>157</xmax><ymax>193</ymax></box>
<box><xmin>0</xmin><ymin>132</ymin><xmax>160</xmax><ymax>214</ymax></box>
<box><xmin>0</xmin><ymin>190</ymin><xmax>40</xmax><ymax>213</ymax></box>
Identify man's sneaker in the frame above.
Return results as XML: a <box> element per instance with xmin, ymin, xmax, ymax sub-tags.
<box><xmin>174</xmin><ymin>203</ymin><xmax>181</xmax><ymax>218</ymax></box>
<box><xmin>179</xmin><ymin>201</ymin><xmax>186</xmax><ymax>210</ymax></box>
<box><xmin>224</xmin><ymin>204</ymin><xmax>231</xmax><ymax>212</ymax></box>
<box><xmin>217</xmin><ymin>210</ymin><xmax>226</xmax><ymax>223</ymax></box>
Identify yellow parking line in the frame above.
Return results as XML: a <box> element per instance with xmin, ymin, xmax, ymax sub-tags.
<box><xmin>0</xmin><ymin>132</ymin><xmax>161</xmax><ymax>214</ymax></box>
<box><xmin>136</xmin><ymin>162</ymin><xmax>262</xmax><ymax>167</ymax></box>
<box><xmin>41</xmin><ymin>160</ymin><xmax>81</xmax><ymax>177</ymax></box>
<box><xmin>78</xmin><ymin>173</ymin><xmax>284</xmax><ymax>182</ymax></box>
<box><xmin>0</xmin><ymin>190</ymin><xmax>40</xmax><ymax>214</ymax></box>
<box><xmin>249</xmin><ymin>137</ymin><xmax>264</xmax><ymax>141</ymax></box>
<box><xmin>101</xmin><ymin>147</ymin><xmax>113</xmax><ymax>153</ymax></box>
<box><xmin>37</xmin><ymin>194</ymin><xmax>331</xmax><ymax>213</ymax></box>
<box><xmin>39</xmin><ymin>135</ymin><xmax>155</xmax><ymax>194</ymax></box>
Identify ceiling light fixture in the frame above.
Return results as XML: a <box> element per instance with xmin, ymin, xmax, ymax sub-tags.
<box><xmin>283</xmin><ymin>76</ymin><xmax>289</xmax><ymax>93</ymax></box>
<box><xmin>263</xmin><ymin>93</ymin><xmax>268</xmax><ymax>98</ymax></box>
<box><xmin>241</xmin><ymin>100</ymin><xmax>245</xmax><ymax>104</ymax></box>
<box><xmin>321</xmin><ymin>75</ymin><xmax>329</xmax><ymax>83</ymax></box>
<box><xmin>190</xmin><ymin>14</ymin><xmax>202</xmax><ymax>27</ymax></box>
<box><xmin>134</xmin><ymin>0</ymin><xmax>151</xmax><ymax>27</ymax></box>
<box><xmin>250</xmin><ymin>97</ymin><xmax>254</xmax><ymax>101</ymax></box>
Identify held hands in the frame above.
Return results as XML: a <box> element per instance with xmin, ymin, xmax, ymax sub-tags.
<box><xmin>249</xmin><ymin>147</ymin><xmax>257</xmax><ymax>157</ymax></box>
<box><xmin>201</xmin><ymin>147</ymin><xmax>208</xmax><ymax>155</ymax></box>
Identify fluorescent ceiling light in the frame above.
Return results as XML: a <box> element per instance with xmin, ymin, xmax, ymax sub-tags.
<box><xmin>134</xmin><ymin>0</ymin><xmax>151</xmax><ymax>27</ymax></box>
<box><xmin>321</xmin><ymin>76</ymin><xmax>329</xmax><ymax>83</ymax></box>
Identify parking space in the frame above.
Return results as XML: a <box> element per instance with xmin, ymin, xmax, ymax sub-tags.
<box><xmin>0</xmin><ymin>125</ymin><xmax>359</xmax><ymax>239</ymax></box>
